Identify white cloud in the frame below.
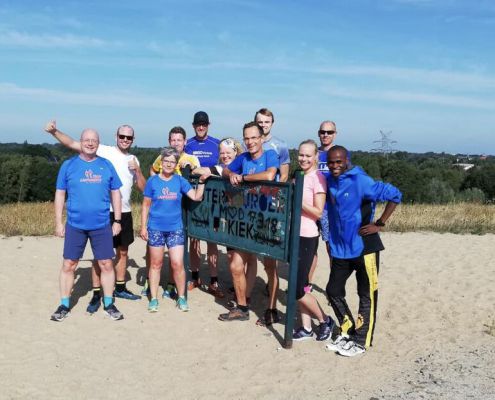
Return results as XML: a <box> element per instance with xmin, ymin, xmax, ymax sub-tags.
<box><xmin>0</xmin><ymin>30</ymin><xmax>119</xmax><ymax>49</ymax></box>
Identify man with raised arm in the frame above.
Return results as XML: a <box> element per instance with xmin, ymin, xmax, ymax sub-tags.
<box><xmin>45</xmin><ymin>120</ymin><xmax>146</xmax><ymax>313</ymax></box>
<box><xmin>50</xmin><ymin>128</ymin><xmax>124</xmax><ymax>321</ymax></box>
<box><xmin>218</xmin><ymin>121</ymin><xmax>279</xmax><ymax>322</ymax></box>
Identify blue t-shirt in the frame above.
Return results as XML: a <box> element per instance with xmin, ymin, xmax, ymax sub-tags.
<box><xmin>144</xmin><ymin>174</ymin><xmax>193</xmax><ymax>231</ymax></box>
<box><xmin>56</xmin><ymin>156</ymin><xmax>122</xmax><ymax>230</ymax></box>
<box><xmin>228</xmin><ymin>149</ymin><xmax>279</xmax><ymax>176</ymax></box>
<box><xmin>263</xmin><ymin>136</ymin><xmax>290</xmax><ymax>165</ymax></box>
<box><xmin>185</xmin><ymin>136</ymin><xmax>220</xmax><ymax>168</ymax></box>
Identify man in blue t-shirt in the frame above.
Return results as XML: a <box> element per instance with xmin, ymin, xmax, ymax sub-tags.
<box><xmin>218</xmin><ymin>122</ymin><xmax>279</xmax><ymax>322</ymax></box>
<box><xmin>50</xmin><ymin>128</ymin><xmax>124</xmax><ymax>322</ymax></box>
<box><xmin>185</xmin><ymin>111</ymin><xmax>223</xmax><ymax>297</ymax></box>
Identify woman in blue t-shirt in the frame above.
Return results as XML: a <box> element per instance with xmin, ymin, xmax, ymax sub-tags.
<box><xmin>140</xmin><ymin>147</ymin><xmax>205</xmax><ymax>313</ymax></box>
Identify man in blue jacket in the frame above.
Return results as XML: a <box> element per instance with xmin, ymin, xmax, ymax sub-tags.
<box><xmin>324</xmin><ymin>146</ymin><xmax>402</xmax><ymax>357</ymax></box>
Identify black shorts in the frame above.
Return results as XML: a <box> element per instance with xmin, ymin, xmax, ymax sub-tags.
<box><xmin>110</xmin><ymin>212</ymin><xmax>134</xmax><ymax>248</ymax></box>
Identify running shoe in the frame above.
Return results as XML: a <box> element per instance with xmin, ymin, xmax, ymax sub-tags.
<box><xmin>162</xmin><ymin>284</ymin><xmax>178</xmax><ymax>300</ymax></box>
<box><xmin>325</xmin><ymin>334</ymin><xmax>349</xmax><ymax>352</ymax></box>
<box><xmin>292</xmin><ymin>327</ymin><xmax>314</xmax><ymax>341</ymax></box>
<box><xmin>187</xmin><ymin>279</ymin><xmax>201</xmax><ymax>291</ymax></box>
<box><xmin>103</xmin><ymin>303</ymin><xmax>124</xmax><ymax>320</ymax></box>
<box><xmin>176</xmin><ymin>296</ymin><xmax>189</xmax><ymax>312</ymax></box>
<box><xmin>148</xmin><ymin>298</ymin><xmax>159</xmax><ymax>313</ymax></box>
<box><xmin>316</xmin><ymin>317</ymin><xmax>335</xmax><ymax>341</ymax></box>
<box><xmin>218</xmin><ymin>307</ymin><xmax>249</xmax><ymax>321</ymax></box>
<box><xmin>141</xmin><ymin>281</ymin><xmax>150</xmax><ymax>296</ymax></box>
<box><xmin>337</xmin><ymin>341</ymin><xmax>366</xmax><ymax>357</ymax></box>
<box><xmin>207</xmin><ymin>282</ymin><xmax>225</xmax><ymax>298</ymax></box>
<box><xmin>50</xmin><ymin>305</ymin><xmax>70</xmax><ymax>322</ymax></box>
<box><xmin>86</xmin><ymin>295</ymin><xmax>101</xmax><ymax>314</ymax></box>
<box><xmin>114</xmin><ymin>288</ymin><xmax>141</xmax><ymax>300</ymax></box>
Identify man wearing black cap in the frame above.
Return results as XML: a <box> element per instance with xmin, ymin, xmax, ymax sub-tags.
<box><xmin>185</xmin><ymin>111</ymin><xmax>223</xmax><ymax>297</ymax></box>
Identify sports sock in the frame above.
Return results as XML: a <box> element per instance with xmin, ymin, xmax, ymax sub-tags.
<box><xmin>61</xmin><ymin>297</ymin><xmax>70</xmax><ymax>308</ymax></box>
<box><xmin>115</xmin><ymin>281</ymin><xmax>126</xmax><ymax>292</ymax></box>
<box><xmin>191</xmin><ymin>271</ymin><xmax>199</xmax><ymax>281</ymax></box>
<box><xmin>103</xmin><ymin>296</ymin><xmax>113</xmax><ymax>308</ymax></box>
<box><xmin>238</xmin><ymin>304</ymin><xmax>248</xmax><ymax>312</ymax></box>
<box><xmin>92</xmin><ymin>287</ymin><xmax>101</xmax><ymax>298</ymax></box>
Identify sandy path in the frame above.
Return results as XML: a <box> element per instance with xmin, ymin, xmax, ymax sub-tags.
<box><xmin>0</xmin><ymin>233</ymin><xmax>494</xmax><ymax>399</ymax></box>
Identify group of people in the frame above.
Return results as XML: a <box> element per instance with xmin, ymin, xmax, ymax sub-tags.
<box><xmin>44</xmin><ymin>108</ymin><xmax>402</xmax><ymax>358</ymax></box>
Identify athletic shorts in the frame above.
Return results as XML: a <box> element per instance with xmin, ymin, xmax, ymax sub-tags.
<box><xmin>110</xmin><ymin>212</ymin><xmax>134</xmax><ymax>248</ymax></box>
<box><xmin>63</xmin><ymin>223</ymin><xmax>115</xmax><ymax>260</ymax></box>
<box><xmin>319</xmin><ymin>208</ymin><xmax>330</xmax><ymax>242</ymax></box>
<box><xmin>147</xmin><ymin>229</ymin><xmax>184</xmax><ymax>248</ymax></box>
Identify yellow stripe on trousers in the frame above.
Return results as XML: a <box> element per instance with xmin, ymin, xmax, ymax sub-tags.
<box><xmin>364</xmin><ymin>253</ymin><xmax>378</xmax><ymax>348</ymax></box>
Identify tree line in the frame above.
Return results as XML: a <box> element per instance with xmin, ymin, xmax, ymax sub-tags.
<box><xmin>1</xmin><ymin>142</ymin><xmax>494</xmax><ymax>204</ymax></box>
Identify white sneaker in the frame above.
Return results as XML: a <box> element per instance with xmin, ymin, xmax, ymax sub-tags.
<box><xmin>325</xmin><ymin>334</ymin><xmax>349</xmax><ymax>352</ymax></box>
<box><xmin>336</xmin><ymin>340</ymin><xmax>366</xmax><ymax>357</ymax></box>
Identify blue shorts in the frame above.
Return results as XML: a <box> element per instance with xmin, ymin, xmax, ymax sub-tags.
<box><xmin>148</xmin><ymin>229</ymin><xmax>184</xmax><ymax>248</ymax></box>
<box><xmin>63</xmin><ymin>223</ymin><xmax>115</xmax><ymax>260</ymax></box>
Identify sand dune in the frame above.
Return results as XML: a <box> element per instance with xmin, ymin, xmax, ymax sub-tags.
<box><xmin>1</xmin><ymin>232</ymin><xmax>494</xmax><ymax>399</ymax></box>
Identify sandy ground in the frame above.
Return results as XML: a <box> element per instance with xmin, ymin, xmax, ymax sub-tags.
<box><xmin>0</xmin><ymin>232</ymin><xmax>494</xmax><ymax>400</ymax></box>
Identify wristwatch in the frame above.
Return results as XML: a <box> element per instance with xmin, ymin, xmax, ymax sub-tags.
<box><xmin>374</xmin><ymin>219</ymin><xmax>385</xmax><ymax>227</ymax></box>
<box><xmin>114</xmin><ymin>219</ymin><xmax>122</xmax><ymax>224</ymax></box>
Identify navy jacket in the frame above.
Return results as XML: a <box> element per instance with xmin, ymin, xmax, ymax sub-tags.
<box><xmin>327</xmin><ymin>166</ymin><xmax>402</xmax><ymax>259</ymax></box>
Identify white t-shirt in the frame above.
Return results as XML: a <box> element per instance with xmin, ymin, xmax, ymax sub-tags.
<box><xmin>96</xmin><ymin>144</ymin><xmax>139</xmax><ymax>212</ymax></box>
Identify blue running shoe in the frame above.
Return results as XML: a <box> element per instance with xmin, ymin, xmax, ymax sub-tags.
<box><xmin>148</xmin><ymin>298</ymin><xmax>159</xmax><ymax>313</ymax></box>
<box><xmin>51</xmin><ymin>305</ymin><xmax>70</xmax><ymax>322</ymax></box>
<box><xmin>293</xmin><ymin>327</ymin><xmax>314</xmax><ymax>341</ymax></box>
<box><xmin>103</xmin><ymin>303</ymin><xmax>124</xmax><ymax>321</ymax></box>
<box><xmin>316</xmin><ymin>317</ymin><xmax>335</xmax><ymax>341</ymax></box>
<box><xmin>176</xmin><ymin>296</ymin><xmax>189</xmax><ymax>312</ymax></box>
<box><xmin>86</xmin><ymin>295</ymin><xmax>101</xmax><ymax>314</ymax></box>
<box><xmin>114</xmin><ymin>288</ymin><xmax>141</xmax><ymax>300</ymax></box>
<box><xmin>162</xmin><ymin>284</ymin><xmax>177</xmax><ymax>300</ymax></box>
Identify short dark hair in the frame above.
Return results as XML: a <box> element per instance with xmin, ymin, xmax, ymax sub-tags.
<box><xmin>243</xmin><ymin>121</ymin><xmax>263</xmax><ymax>136</ymax></box>
<box><xmin>168</xmin><ymin>126</ymin><xmax>186</xmax><ymax>140</ymax></box>
<box><xmin>254</xmin><ymin>108</ymin><xmax>274</xmax><ymax>123</ymax></box>
<box><xmin>328</xmin><ymin>145</ymin><xmax>348</xmax><ymax>159</ymax></box>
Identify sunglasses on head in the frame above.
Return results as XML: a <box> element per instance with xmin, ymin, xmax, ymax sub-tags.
<box><xmin>118</xmin><ymin>134</ymin><xmax>134</xmax><ymax>141</ymax></box>
<box><xmin>318</xmin><ymin>130</ymin><xmax>336</xmax><ymax>136</ymax></box>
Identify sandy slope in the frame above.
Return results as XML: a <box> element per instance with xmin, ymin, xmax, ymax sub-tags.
<box><xmin>0</xmin><ymin>232</ymin><xmax>494</xmax><ymax>400</ymax></box>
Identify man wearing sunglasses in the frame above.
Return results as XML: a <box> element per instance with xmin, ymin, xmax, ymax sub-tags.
<box><xmin>44</xmin><ymin>120</ymin><xmax>146</xmax><ymax>313</ymax></box>
<box><xmin>184</xmin><ymin>111</ymin><xmax>223</xmax><ymax>296</ymax></box>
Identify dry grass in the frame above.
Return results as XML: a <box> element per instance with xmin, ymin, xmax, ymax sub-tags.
<box><xmin>0</xmin><ymin>202</ymin><xmax>494</xmax><ymax>237</ymax></box>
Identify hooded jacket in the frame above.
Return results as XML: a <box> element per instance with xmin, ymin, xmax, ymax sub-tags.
<box><xmin>326</xmin><ymin>166</ymin><xmax>402</xmax><ymax>259</ymax></box>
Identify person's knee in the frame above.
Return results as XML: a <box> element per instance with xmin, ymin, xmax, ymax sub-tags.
<box><xmin>98</xmin><ymin>259</ymin><xmax>114</xmax><ymax>273</ymax></box>
<box><xmin>62</xmin><ymin>259</ymin><xmax>78</xmax><ymax>272</ymax></box>
<box><xmin>117</xmin><ymin>246</ymin><xmax>129</xmax><ymax>258</ymax></box>
<box><xmin>296</xmin><ymin>287</ymin><xmax>305</xmax><ymax>301</ymax></box>
<box><xmin>326</xmin><ymin>281</ymin><xmax>343</xmax><ymax>299</ymax></box>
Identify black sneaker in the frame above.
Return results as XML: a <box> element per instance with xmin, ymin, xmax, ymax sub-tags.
<box><xmin>103</xmin><ymin>303</ymin><xmax>124</xmax><ymax>321</ymax></box>
<box><xmin>50</xmin><ymin>305</ymin><xmax>70</xmax><ymax>322</ymax></box>
<box><xmin>114</xmin><ymin>288</ymin><xmax>141</xmax><ymax>300</ymax></box>
<box><xmin>316</xmin><ymin>317</ymin><xmax>335</xmax><ymax>341</ymax></box>
<box><xmin>86</xmin><ymin>295</ymin><xmax>101</xmax><ymax>314</ymax></box>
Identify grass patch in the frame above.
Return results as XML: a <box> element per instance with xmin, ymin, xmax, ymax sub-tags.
<box><xmin>0</xmin><ymin>202</ymin><xmax>494</xmax><ymax>237</ymax></box>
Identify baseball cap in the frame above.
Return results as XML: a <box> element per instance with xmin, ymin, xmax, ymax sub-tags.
<box><xmin>193</xmin><ymin>111</ymin><xmax>210</xmax><ymax>125</ymax></box>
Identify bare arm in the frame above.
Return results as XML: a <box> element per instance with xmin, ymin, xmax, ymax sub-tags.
<box><xmin>128</xmin><ymin>156</ymin><xmax>146</xmax><ymax>192</ymax></box>
<box><xmin>243</xmin><ymin>167</ymin><xmax>277</xmax><ymax>183</ymax></box>
<box><xmin>140</xmin><ymin>197</ymin><xmax>151</xmax><ymax>241</ymax></box>
<box><xmin>54</xmin><ymin>189</ymin><xmax>66</xmax><ymax>237</ymax></box>
<box><xmin>44</xmin><ymin>120</ymin><xmax>82</xmax><ymax>152</ymax></box>
<box><xmin>186</xmin><ymin>180</ymin><xmax>206</xmax><ymax>202</ymax></box>
<box><xmin>279</xmin><ymin>163</ymin><xmax>290</xmax><ymax>183</ymax></box>
<box><xmin>302</xmin><ymin>192</ymin><xmax>325</xmax><ymax>220</ymax></box>
<box><xmin>359</xmin><ymin>201</ymin><xmax>399</xmax><ymax>236</ymax></box>
<box><xmin>110</xmin><ymin>189</ymin><xmax>122</xmax><ymax>236</ymax></box>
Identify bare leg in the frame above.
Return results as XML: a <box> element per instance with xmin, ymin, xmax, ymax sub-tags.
<box><xmin>207</xmin><ymin>242</ymin><xmax>218</xmax><ymax>278</ymax></box>
<box><xmin>97</xmin><ymin>259</ymin><xmax>116</xmax><ymax>298</ymax></box>
<box><xmin>189</xmin><ymin>238</ymin><xmax>201</xmax><ymax>274</ymax></box>
<box><xmin>148</xmin><ymin>246</ymin><xmax>164</xmax><ymax>299</ymax></box>
<box><xmin>229</xmin><ymin>251</ymin><xmax>249</xmax><ymax>307</ymax></box>
<box><xmin>263</xmin><ymin>257</ymin><xmax>278</xmax><ymax>309</ymax></box>
<box><xmin>246</xmin><ymin>254</ymin><xmax>257</xmax><ymax>298</ymax></box>
<box><xmin>168</xmin><ymin>246</ymin><xmax>185</xmax><ymax>297</ymax></box>
<box><xmin>114</xmin><ymin>245</ymin><xmax>129</xmax><ymax>282</ymax></box>
<box><xmin>59</xmin><ymin>259</ymin><xmax>79</xmax><ymax>298</ymax></box>
<box><xmin>299</xmin><ymin>293</ymin><xmax>327</xmax><ymax>330</ymax></box>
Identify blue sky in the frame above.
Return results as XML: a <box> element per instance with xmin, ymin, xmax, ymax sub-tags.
<box><xmin>1</xmin><ymin>0</ymin><xmax>494</xmax><ymax>154</ymax></box>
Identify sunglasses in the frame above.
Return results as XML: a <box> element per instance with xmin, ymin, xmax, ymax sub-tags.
<box><xmin>118</xmin><ymin>134</ymin><xmax>134</xmax><ymax>141</ymax></box>
<box><xmin>318</xmin><ymin>130</ymin><xmax>336</xmax><ymax>136</ymax></box>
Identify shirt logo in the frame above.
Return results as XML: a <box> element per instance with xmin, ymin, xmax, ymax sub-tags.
<box><xmin>80</xmin><ymin>169</ymin><xmax>102</xmax><ymax>184</ymax></box>
<box><xmin>157</xmin><ymin>187</ymin><xmax>178</xmax><ymax>200</ymax></box>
